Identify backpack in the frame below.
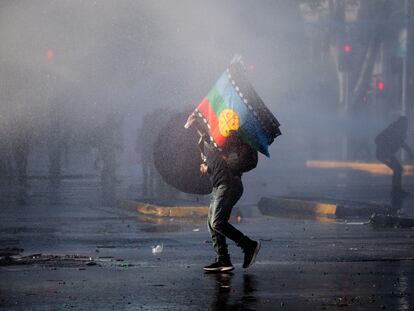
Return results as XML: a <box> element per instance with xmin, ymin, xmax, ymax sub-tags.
<box><xmin>226</xmin><ymin>143</ymin><xmax>258</xmax><ymax>174</ymax></box>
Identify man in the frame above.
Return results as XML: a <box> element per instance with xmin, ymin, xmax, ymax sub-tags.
<box><xmin>136</xmin><ymin>113</ymin><xmax>156</xmax><ymax>197</ymax></box>
<box><xmin>11</xmin><ymin>118</ymin><xmax>32</xmax><ymax>188</ymax></box>
<box><xmin>186</xmin><ymin>114</ymin><xmax>261</xmax><ymax>272</ymax></box>
<box><xmin>137</xmin><ymin>108</ymin><xmax>179</xmax><ymax>198</ymax></box>
<box><xmin>375</xmin><ymin>116</ymin><xmax>413</xmax><ymax>197</ymax></box>
<box><xmin>94</xmin><ymin>113</ymin><xmax>123</xmax><ymax>185</ymax></box>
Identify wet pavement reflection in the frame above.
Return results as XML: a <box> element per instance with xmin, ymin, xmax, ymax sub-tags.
<box><xmin>208</xmin><ymin>273</ymin><xmax>258</xmax><ymax>311</ymax></box>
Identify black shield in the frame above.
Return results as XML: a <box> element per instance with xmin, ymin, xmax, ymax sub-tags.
<box><xmin>153</xmin><ymin>111</ymin><xmax>212</xmax><ymax>195</ymax></box>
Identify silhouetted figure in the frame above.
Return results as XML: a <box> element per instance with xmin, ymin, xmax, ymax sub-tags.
<box><xmin>0</xmin><ymin>119</ymin><xmax>13</xmax><ymax>179</ymax></box>
<box><xmin>12</xmin><ymin>134</ymin><xmax>30</xmax><ymax>187</ymax></box>
<box><xmin>9</xmin><ymin>120</ymin><xmax>32</xmax><ymax>205</ymax></box>
<box><xmin>94</xmin><ymin>113</ymin><xmax>123</xmax><ymax>185</ymax></box>
<box><xmin>136</xmin><ymin>108</ymin><xmax>178</xmax><ymax>199</ymax></box>
<box><xmin>48</xmin><ymin>104</ymin><xmax>62</xmax><ymax>179</ymax></box>
<box><xmin>375</xmin><ymin>116</ymin><xmax>413</xmax><ymax>197</ymax></box>
<box><xmin>8</xmin><ymin>119</ymin><xmax>32</xmax><ymax>188</ymax></box>
<box><xmin>136</xmin><ymin>113</ymin><xmax>156</xmax><ymax>197</ymax></box>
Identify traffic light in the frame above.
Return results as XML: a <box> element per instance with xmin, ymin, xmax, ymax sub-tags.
<box><xmin>338</xmin><ymin>42</ymin><xmax>353</xmax><ymax>72</ymax></box>
<box><xmin>47</xmin><ymin>48</ymin><xmax>55</xmax><ymax>61</ymax></box>
<box><xmin>343</xmin><ymin>43</ymin><xmax>352</xmax><ymax>54</ymax></box>
<box><xmin>376</xmin><ymin>80</ymin><xmax>385</xmax><ymax>92</ymax></box>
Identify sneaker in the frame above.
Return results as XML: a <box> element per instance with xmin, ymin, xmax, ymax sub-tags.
<box><xmin>203</xmin><ymin>259</ymin><xmax>234</xmax><ymax>272</ymax></box>
<box><xmin>242</xmin><ymin>240</ymin><xmax>261</xmax><ymax>269</ymax></box>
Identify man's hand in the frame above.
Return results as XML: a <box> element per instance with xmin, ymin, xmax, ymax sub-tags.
<box><xmin>184</xmin><ymin>113</ymin><xmax>196</xmax><ymax>129</ymax></box>
<box><xmin>200</xmin><ymin>163</ymin><xmax>208</xmax><ymax>175</ymax></box>
<box><xmin>185</xmin><ymin>113</ymin><xmax>205</xmax><ymax>139</ymax></box>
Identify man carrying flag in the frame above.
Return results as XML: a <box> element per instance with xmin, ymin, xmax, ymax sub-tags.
<box><xmin>185</xmin><ymin>57</ymin><xmax>281</xmax><ymax>272</ymax></box>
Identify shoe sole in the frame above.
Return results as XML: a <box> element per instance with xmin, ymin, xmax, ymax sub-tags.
<box><xmin>244</xmin><ymin>241</ymin><xmax>261</xmax><ymax>269</ymax></box>
<box><xmin>203</xmin><ymin>266</ymin><xmax>234</xmax><ymax>272</ymax></box>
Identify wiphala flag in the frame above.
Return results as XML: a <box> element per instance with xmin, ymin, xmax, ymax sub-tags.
<box><xmin>193</xmin><ymin>58</ymin><xmax>281</xmax><ymax>156</ymax></box>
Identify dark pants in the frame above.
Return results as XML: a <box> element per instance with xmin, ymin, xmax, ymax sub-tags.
<box><xmin>377</xmin><ymin>150</ymin><xmax>403</xmax><ymax>194</ymax></box>
<box><xmin>207</xmin><ymin>177</ymin><xmax>246</xmax><ymax>259</ymax></box>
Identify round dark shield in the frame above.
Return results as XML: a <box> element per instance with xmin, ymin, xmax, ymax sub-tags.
<box><xmin>153</xmin><ymin>111</ymin><xmax>212</xmax><ymax>195</ymax></box>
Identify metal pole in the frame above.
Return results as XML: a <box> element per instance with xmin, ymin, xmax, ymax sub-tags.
<box><xmin>342</xmin><ymin>71</ymin><xmax>349</xmax><ymax>160</ymax></box>
<box><xmin>399</xmin><ymin>0</ymin><xmax>408</xmax><ymax>163</ymax></box>
<box><xmin>402</xmin><ymin>0</ymin><xmax>408</xmax><ymax>116</ymax></box>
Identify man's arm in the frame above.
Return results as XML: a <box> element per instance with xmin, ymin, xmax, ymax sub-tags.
<box><xmin>185</xmin><ymin>112</ymin><xmax>209</xmax><ymax>161</ymax></box>
<box><xmin>184</xmin><ymin>113</ymin><xmax>196</xmax><ymax>129</ymax></box>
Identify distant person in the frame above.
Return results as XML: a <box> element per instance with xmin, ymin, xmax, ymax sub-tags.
<box><xmin>136</xmin><ymin>114</ymin><xmax>156</xmax><ymax>197</ymax></box>
<box><xmin>186</xmin><ymin>114</ymin><xmax>260</xmax><ymax>272</ymax></box>
<box><xmin>47</xmin><ymin>103</ymin><xmax>62</xmax><ymax>178</ymax></box>
<box><xmin>375</xmin><ymin>116</ymin><xmax>413</xmax><ymax>197</ymax></box>
<box><xmin>9</xmin><ymin>119</ymin><xmax>32</xmax><ymax>188</ymax></box>
<box><xmin>0</xmin><ymin>118</ymin><xmax>13</xmax><ymax>179</ymax></box>
<box><xmin>12</xmin><ymin>132</ymin><xmax>31</xmax><ymax>187</ymax></box>
<box><xmin>94</xmin><ymin>113</ymin><xmax>123</xmax><ymax>185</ymax></box>
<box><xmin>136</xmin><ymin>108</ymin><xmax>178</xmax><ymax>199</ymax></box>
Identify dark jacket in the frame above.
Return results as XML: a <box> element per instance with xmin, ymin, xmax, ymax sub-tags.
<box><xmin>375</xmin><ymin>120</ymin><xmax>407</xmax><ymax>155</ymax></box>
<box><xmin>202</xmin><ymin>141</ymin><xmax>234</xmax><ymax>188</ymax></box>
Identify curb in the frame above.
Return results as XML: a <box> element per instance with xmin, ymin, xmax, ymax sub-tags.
<box><xmin>306</xmin><ymin>160</ymin><xmax>413</xmax><ymax>176</ymax></box>
<box><xmin>258</xmin><ymin>197</ymin><xmax>388</xmax><ymax>219</ymax></box>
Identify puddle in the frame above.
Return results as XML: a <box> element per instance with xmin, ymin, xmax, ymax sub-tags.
<box><xmin>136</xmin><ymin>214</ymin><xmax>206</xmax><ymax>233</ymax></box>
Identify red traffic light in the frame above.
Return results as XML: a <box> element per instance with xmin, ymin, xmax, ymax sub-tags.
<box><xmin>377</xmin><ymin>80</ymin><xmax>385</xmax><ymax>92</ymax></box>
<box><xmin>343</xmin><ymin>43</ymin><xmax>352</xmax><ymax>54</ymax></box>
<box><xmin>47</xmin><ymin>48</ymin><xmax>55</xmax><ymax>61</ymax></box>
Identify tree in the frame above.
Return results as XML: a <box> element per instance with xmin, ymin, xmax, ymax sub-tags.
<box><xmin>299</xmin><ymin>0</ymin><xmax>403</xmax><ymax>160</ymax></box>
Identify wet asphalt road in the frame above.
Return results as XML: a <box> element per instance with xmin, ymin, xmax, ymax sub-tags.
<box><xmin>1</xmin><ymin>175</ymin><xmax>414</xmax><ymax>310</ymax></box>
